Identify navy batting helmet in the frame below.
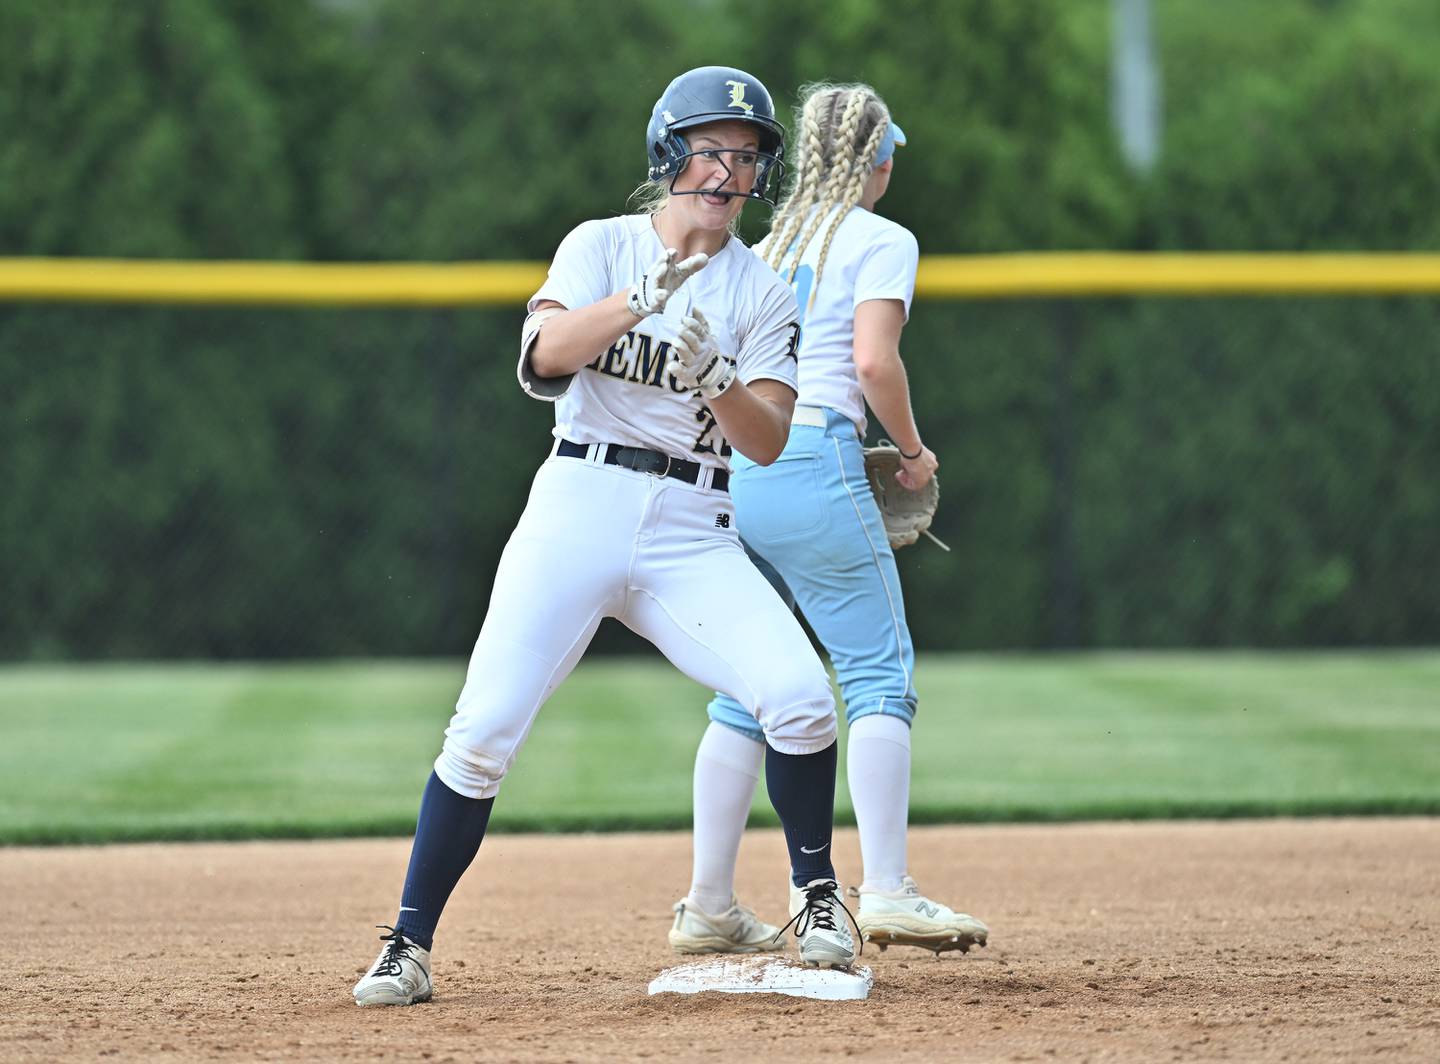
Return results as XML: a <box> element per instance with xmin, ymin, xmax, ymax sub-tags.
<box><xmin>646</xmin><ymin>66</ymin><xmax>786</xmax><ymax>205</ymax></box>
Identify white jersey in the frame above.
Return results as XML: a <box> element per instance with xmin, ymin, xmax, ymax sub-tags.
<box><xmin>777</xmin><ymin>206</ymin><xmax>919</xmax><ymax>435</ymax></box>
<box><xmin>522</xmin><ymin>214</ymin><xmax>801</xmax><ymax>472</ymax></box>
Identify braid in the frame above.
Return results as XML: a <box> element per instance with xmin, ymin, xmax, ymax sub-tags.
<box><xmin>759</xmin><ymin>83</ymin><xmax>895</xmax><ymax>306</ymax></box>
<box><xmin>762</xmin><ymin>93</ymin><xmax>831</xmax><ymax>276</ymax></box>
<box><xmin>781</xmin><ymin>109</ymin><xmax>831</xmax><ymax>275</ymax></box>
<box><xmin>759</xmin><ymin>95</ymin><xmax>819</xmax><ymax>268</ymax></box>
<box><xmin>803</xmin><ymin>92</ymin><xmax>870</xmax><ymax>301</ymax></box>
<box><xmin>783</xmin><ymin>90</ymin><xmax>865</xmax><ymax>285</ymax></box>
<box><xmin>812</xmin><ymin>116</ymin><xmax>888</xmax><ymax>300</ymax></box>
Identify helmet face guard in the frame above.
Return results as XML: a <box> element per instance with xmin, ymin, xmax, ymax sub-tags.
<box><xmin>646</xmin><ymin>68</ymin><xmax>787</xmax><ymax>207</ymax></box>
<box><xmin>651</xmin><ymin>134</ymin><xmax>786</xmax><ymax>206</ymax></box>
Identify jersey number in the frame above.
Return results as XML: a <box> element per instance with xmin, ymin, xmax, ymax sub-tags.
<box><xmin>691</xmin><ymin>406</ymin><xmax>732</xmax><ymax>457</ymax></box>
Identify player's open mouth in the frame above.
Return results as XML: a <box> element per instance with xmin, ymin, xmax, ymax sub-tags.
<box><xmin>701</xmin><ymin>191</ymin><xmax>730</xmax><ymax>207</ymax></box>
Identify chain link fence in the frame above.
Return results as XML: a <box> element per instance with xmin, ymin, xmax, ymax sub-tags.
<box><xmin>2</xmin><ymin>293</ymin><xmax>1436</xmax><ymax>660</ymax></box>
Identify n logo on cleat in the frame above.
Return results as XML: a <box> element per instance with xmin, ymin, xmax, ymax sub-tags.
<box><xmin>916</xmin><ymin>902</ymin><xmax>941</xmax><ymax>918</ymax></box>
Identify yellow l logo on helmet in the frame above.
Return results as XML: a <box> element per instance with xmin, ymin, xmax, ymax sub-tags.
<box><xmin>724</xmin><ymin>80</ymin><xmax>753</xmax><ymax>113</ymax></box>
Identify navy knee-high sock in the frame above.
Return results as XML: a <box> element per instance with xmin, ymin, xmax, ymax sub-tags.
<box><xmin>393</xmin><ymin>771</ymin><xmax>494</xmax><ymax>950</ymax></box>
<box><xmin>765</xmin><ymin>741</ymin><xmax>838</xmax><ymax>887</ymax></box>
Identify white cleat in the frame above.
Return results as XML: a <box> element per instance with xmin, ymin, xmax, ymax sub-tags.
<box><xmin>851</xmin><ymin>876</ymin><xmax>989</xmax><ymax>954</ymax></box>
<box><xmin>353</xmin><ymin>926</ymin><xmax>433</xmax><ymax>1006</ymax></box>
<box><xmin>784</xmin><ymin>879</ymin><xmax>857</xmax><ymax>969</ymax></box>
<box><xmin>668</xmin><ymin>897</ymin><xmax>787</xmax><ymax>955</ymax></box>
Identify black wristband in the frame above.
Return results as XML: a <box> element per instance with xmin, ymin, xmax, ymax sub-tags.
<box><xmin>899</xmin><ymin>442</ymin><xmax>923</xmax><ymax>460</ymax></box>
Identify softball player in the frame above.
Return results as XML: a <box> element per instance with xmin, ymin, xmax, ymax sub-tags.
<box><xmin>353</xmin><ymin>66</ymin><xmax>856</xmax><ymax>1007</ymax></box>
<box><xmin>668</xmin><ymin>83</ymin><xmax>990</xmax><ymax>956</ymax></box>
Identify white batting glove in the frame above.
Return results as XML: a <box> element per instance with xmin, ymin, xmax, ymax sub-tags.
<box><xmin>667</xmin><ymin>309</ymin><xmax>737</xmax><ymax>400</ymax></box>
<box><xmin>627</xmin><ymin>248</ymin><xmax>709</xmax><ymax>318</ymax></box>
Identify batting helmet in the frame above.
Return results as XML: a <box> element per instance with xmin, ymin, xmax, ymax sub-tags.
<box><xmin>646</xmin><ymin>66</ymin><xmax>786</xmax><ymax>205</ymax></box>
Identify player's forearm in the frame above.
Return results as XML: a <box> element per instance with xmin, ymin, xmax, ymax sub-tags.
<box><xmin>710</xmin><ymin>383</ymin><xmax>793</xmax><ymax>465</ymax></box>
<box><xmin>857</xmin><ymin>348</ymin><xmax>923</xmax><ymax>456</ymax></box>
<box><xmin>529</xmin><ymin>292</ymin><xmax>641</xmax><ymax>378</ymax></box>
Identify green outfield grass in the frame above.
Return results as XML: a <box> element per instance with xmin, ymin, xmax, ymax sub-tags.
<box><xmin>1</xmin><ymin>652</ymin><xmax>1437</xmax><ymax>845</ymax></box>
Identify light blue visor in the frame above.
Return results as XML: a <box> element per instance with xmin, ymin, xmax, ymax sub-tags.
<box><xmin>874</xmin><ymin>118</ymin><xmax>907</xmax><ymax>168</ymax></box>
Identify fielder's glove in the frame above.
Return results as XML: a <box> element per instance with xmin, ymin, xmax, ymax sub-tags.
<box><xmin>667</xmin><ymin>309</ymin><xmax>737</xmax><ymax>400</ymax></box>
<box><xmin>863</xmin><ymin>443</ymin><xmax>950</xmax><ymax>551</ymax></box>
<box><xmin>627</xmin><ymin>248</ymin><xmax>709</xmax><ymax>318</ymax></box>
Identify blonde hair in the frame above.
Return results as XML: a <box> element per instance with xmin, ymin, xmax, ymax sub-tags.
<box><xmin>759</xmin><ymin>83</ymin><xmax>891</xmax><ymax>306</ymax></box>
<box><xmin>628</xmin><ymin>180</ymin><xmax>671</xmax><ymax>216</ymax></box>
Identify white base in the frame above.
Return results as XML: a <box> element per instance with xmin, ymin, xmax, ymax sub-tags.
<box><xmin>648</xmin><ymin>956</ymin><xmax>873</xmax><ymax>1001</ymax></box>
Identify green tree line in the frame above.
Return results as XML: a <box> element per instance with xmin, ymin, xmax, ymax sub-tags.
<box><xmin>2</xmin><ymin>0</ymin><xmax>1437</xmax><ymax>658</ymax></box>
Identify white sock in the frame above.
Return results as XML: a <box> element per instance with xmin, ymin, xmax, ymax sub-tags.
<box><xmin>847</xmin><ymin>714</ymin><xmax>912</xmax><ymax>892</ymax></box>
<box><xmin>688</xmin><ymin>721</ymin><xmax>765</xmax><ymax>915</ymax></box>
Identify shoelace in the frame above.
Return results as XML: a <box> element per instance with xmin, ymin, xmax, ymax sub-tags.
<box><xmin>370</xmin><ymin>925</ymin><xmax>417</xmax><ymax>977</ymax></box>
<box><xmin>774</xmin><ymin>880</ymin><xmax>863</xmax><ymax>954</ymax></box>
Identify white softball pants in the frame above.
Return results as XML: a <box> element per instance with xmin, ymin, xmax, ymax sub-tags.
<box><xmin>435</xmin><ymin>450</ymin><xmax>837</xmax><ymax>798</ymax></box>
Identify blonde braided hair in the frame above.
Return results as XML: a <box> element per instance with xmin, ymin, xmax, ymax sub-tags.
<box><xmin>756</xmin><ymin>91</ymin><xmax>831</xmax><ymax>272</ymax></box>
<box><xmin>761</xmin><ymin>83</ymin><xmax>893</xmax><ymax>307</ymax></box>
<box><xmin>780</xmin><ymin>90</ymin><xmax>867</xmax><ymax>286</ymax></box>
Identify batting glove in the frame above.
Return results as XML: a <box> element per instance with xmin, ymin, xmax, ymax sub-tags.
<box><xmin>627</xmin><ymin>248</ymin><xmax>709</xmax><ymax>318</ymax></box>
<box><xmin>667</xmin><ymin>309</ymin><xmax>737</xmax><ymax>400</ymax></box>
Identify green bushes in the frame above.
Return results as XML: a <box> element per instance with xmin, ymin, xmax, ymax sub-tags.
<box><xmin>2</xmin><ymin>0</ymin><xmax>1436</xmax><ymax>657</ymax></box>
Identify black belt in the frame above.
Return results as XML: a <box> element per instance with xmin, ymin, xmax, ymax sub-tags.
<box><xmin>556</xmin><ymin>439</ymin><xmax>728</xmax><ymax>493</ymax></box>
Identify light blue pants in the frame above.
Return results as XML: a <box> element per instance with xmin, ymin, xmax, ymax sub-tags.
<box><xmin>708</xmin><ymin>406</ymin><xmax>917</xmax><ymax>741</ymax></box>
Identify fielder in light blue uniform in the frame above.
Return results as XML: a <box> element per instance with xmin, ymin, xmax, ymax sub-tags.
<box><xmin>669</xmin><ymin>83</ymin><xmax>990</xmax><ymax>958</ymax></box>
<box><xmin>707</xmin><ymin>409</ymin><xmax>917</xmax><ymax>734</ymax></box>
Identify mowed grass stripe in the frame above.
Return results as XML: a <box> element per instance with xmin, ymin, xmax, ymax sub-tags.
<box><xmin>1</xmin><ymin>652</ymin><xmax>1436</xmax><ymax>844</ymax></box>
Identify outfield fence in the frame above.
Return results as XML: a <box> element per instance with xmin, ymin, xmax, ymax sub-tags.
<box><xmin>2</xmin><ymin>255</ymin><xmax>1437</xmax><ymax>659</ymax></box>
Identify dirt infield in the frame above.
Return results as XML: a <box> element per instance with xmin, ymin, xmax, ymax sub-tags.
<box><xmin>4</xmin><ymin>819</ymin><xmax>1436</xmax><ymax>1062</ymax></box>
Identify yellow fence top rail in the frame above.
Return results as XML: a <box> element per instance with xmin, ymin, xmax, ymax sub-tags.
<box><xmin>3</xmin><ymin>254</ymin><xmax>1440</xmax><ymax>306</ymax></box>
<box><xmin>0</xmin><ymin>259</ymin><xmax>548</xmax><ymax>307</ymax></box>
<box><xmin>918</xmin><ymin>253</ymin><xmax>1440</xmax><ymax>297</ymax></box>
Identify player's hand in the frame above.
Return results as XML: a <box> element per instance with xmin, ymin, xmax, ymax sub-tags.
<box><xmin>627</xmin><ymin>248</ymin><xmax>709</xmax><ymax>318</ymax></box>
<box><xmin>667</xmin><ymin>309</ymin><xmax>737</xmax><ymax>400</ymax></box>
<box><xmin>896</xmin><ymin>445</ymin><xmax>938</xmax><ymax>491</ymax></box>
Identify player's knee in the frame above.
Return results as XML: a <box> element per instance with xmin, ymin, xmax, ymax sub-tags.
<box><xmin>434</xmin><ymin>740</ymin><xmax>508</xmax><ymax>799</ymax></box>
<box><xmin>755</xmin><ymin>666</ymin><xmax>837</xmax><ymax>752</ymax></box>
<box><xmin>763</xmin><ymin>695</ymin><xmax>837</xmax><ymax>752</ymax></box>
